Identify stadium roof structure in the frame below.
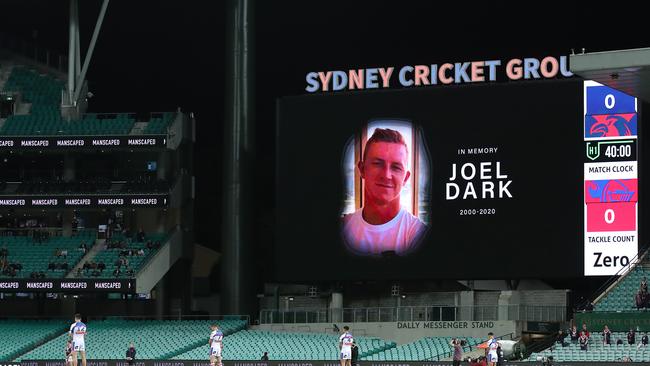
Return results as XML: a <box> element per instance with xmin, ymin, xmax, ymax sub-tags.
<box><xmin>570</xmin><ymin>47</ymin><xmax>650</xmax><ymax>102</ymax></box>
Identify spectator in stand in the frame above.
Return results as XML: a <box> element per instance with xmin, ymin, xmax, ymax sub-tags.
<box><xmin>628</xmin><ymin>329</ymin><xmax>636</xmax><ymax>345</ymax></box>
<box><xmin>136</xmin><ymin>228</ymin><xmax>145</xmax><ymax>242</ymax></box>
<box><xmin>603</xmin><ymin>325</ymin><xmax>612</xmax><ymax>345</ymax></box>
<box><xmin>636</xmin><ymin>290</ymin><xmax>649</xmax><ymax>309</ymax></box>
<box><xmin>79</xmin><ymin>242</ymin><xmax>87</xmax><ymax>254</ymax></box>
<box><xmin>581</xmin><ymin>323</ymin><xmax>591</xmax><ymax>339</ymax></box>
<box><xmin>113</xmin><ymin>268</ymin><xmax>121</xmax><ymax>277</ymax></box>
<box><xmin>146</xmin><ymin>241</ymin><xmax>153</xmax><ymax>250</ymax></box>
<box><xmin>260</xmin><ymin>352</ymin><xmax>269</xmax><ymax>361</ymax></box>
<box><xmin>570</xmin><ymin>325</ymin><xmax>579</xmax><ymax>343</ymax></box>
<box><xmin>3</xmin><ymin>264</ymin><xmax>17</xmax><ymax>277</ymax></box>
<box><xmin>451</xmin><ymin>338</ymin><xmax>463</xmax><ymax>366</ymax></box>
<box><xmin>49</xmin><ymin>261</ymin><xmax>56</xmax><ymax>271</ymax></box>
<box><xmin>639</xmin><ymin>333</ymin><xmax>648</xmax><ymax>349</ymax></box>
<box><xmin>126</xmin><ymin>268</ymin><xmax>135</xmax><ymax>278</ymax></box>
<box><xmin>125</xmin><ymin>342</ymin><xmax>136</xmax><ymax>366</ymax></box>
<box><xmin>38</xmin><ymin>271</ymin><xmax>46</xmax><ymax>279</ymax></box>
<box><xmin>557</xmin><ymin>330</ymin><xmax>568</xmax><ymax>347</ymax></box>
<box><xmin>54</xmin><ymin>248</ymin><xmax>61</xmax><ymax>257</ymax></box>
<box><xmin>579</xmin><ymin>332</ymin><xmax>589</xmax><ymax>351</ymax></box>
<box><xmin>137</xmin><ymin>248</ymin><xmax>145</xmax><ymax>256</ymax></box>
<box><xmin>60</xmin><ymin>249</ymin><xmax>68</xmax><ymax>259</ymax></box>
<box><xmin>97</xmin><ymin>262</ymin><xmax>105</xmax><ymax>271</ymax></box>
<box><xmin>641</xmin><ymin>277</ymin><xmax>648</xmax><ymax>294</ymax></box>
<box><xmin>616</xmin><ymin>338</ymin><xmax>623</xmax><ymax>345</ymax></box>
<box><xmin>61</xmin><ymin>261</ymin><xmax>69</xmax><ymax>271</ymax></box>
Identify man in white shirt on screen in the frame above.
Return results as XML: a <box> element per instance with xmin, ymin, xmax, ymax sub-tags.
<box><xmin>342</xmin><ymin>128</ymin><xmax>426</xmax><ymax>256</ymax></box>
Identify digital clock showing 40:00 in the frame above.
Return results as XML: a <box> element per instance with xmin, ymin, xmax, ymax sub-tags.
<box><xmin>586</xmin><ymin>139</ymin><xmax>636</xmax><ymax>162</ymax></box>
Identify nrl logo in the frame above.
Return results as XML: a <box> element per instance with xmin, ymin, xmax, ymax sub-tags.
<box><xmin>586</xmin><ymin>142</ymin><xmax>599</xmax><ymax>161</ymax></box>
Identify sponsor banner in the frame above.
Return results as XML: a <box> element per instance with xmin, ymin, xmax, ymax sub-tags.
<box><xmin>584</xmin><ymin>231</ymin><xmax>637</xmax><ymax>276</ymax></box>
<box><xmin>585</xmin><ymin>202</ymin><xmax>636</xmax><ymax>232</ymax></box>
<box><xmin>584</xmin><ymin>139</ymin><xmax>636</xmax><ymax>162</ymax></box>
<box><xmin>585</xmin><ymin>84</ymin><xmax>636</xmax><ymax>115</ymax></box>
<box><xmin>0</xmin><ymin>135</ymin><xmax>166</xmax><ymax>150</ymax></box>
<box><xmin>0</xmin><ymin>195</ymin><xmax>168</xmax><ymax>208</ymax></box>
<box><xmin>584</xmin><ymin>179</ymin><xmax>637</xmax><ymax>203</ymax></box>
<box><xmin>18</xmin><ymin>361</ymin><xmax>629</xmax><ymax>366</ymax></box>
<box><xmin>583</xmin><ymin>161</ymin><xmax>636</xmax><ymax>181</ymax></box>
<box><xmin>0</xmin><ymin>279</ymin><xmax>135</xmax><ymax>293</ymax></box>
<box><xmin>584</xmin><ymin>113</ymin><xmax>637</xmax><ymax>138</ymax></box>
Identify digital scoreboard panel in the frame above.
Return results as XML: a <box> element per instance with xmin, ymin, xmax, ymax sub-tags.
<box><xmin>583</xmin><ymin>81</ymin><xmax>639</xmax><ymax>276</ymax></box>
<box><xmin>275</xmin><ymin>79</ymin><xmax>614</xmax><ymax>281</ymax></box>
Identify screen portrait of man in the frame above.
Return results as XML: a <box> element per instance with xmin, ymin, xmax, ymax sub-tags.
<box><xmin>342</xmin><ymin>127</ymin><xmax>427</xmax><ymax>256</ymax></box>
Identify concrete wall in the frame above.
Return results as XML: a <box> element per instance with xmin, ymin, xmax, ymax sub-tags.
<box><xmin>519</xmin><ymin>290</ymin><xmax>568</xmax><ymax>306</ymax></box>
<box><xmin>253</xmin><ymin>320</ymin><xmax>520</xmax><ymax>344</ymax></box>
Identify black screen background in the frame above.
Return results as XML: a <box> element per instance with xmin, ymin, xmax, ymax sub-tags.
<box><xmin>276</xmin><ymin>79</ymin><xmax>584</xmax><ymax>281</ymax></box>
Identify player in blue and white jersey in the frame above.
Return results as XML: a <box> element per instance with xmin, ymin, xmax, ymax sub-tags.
<box><xmin>486</xmin><ymin>332</ymin><xmax>500</xmax><ymax>366</ymax></box>
<box><xmin>69</xmin><ymin>313</ymin><xmax>87</xmax><ymax>366</ymax></box>
<box><xmin>209</xmin><ymin>323</ymin><xmax>224</xmax><ymax>366</ymax></box>
<box><xmin>339</xmin><ymin>326</ymin><xmax>354</xmax><ymax>366</ymax></box>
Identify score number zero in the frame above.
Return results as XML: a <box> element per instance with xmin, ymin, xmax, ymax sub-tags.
<box><xmin>459</xmin><ymin>208</ymin><xmax>496</xmax><ymax>216</ymax></box>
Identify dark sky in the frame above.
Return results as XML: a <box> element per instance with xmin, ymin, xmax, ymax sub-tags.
<box><xmin>1</xmin><ymin>0</ymin><xmax>649</xmax><ymax>254</ymax></box>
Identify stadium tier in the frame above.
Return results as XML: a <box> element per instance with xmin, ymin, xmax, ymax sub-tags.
<box><xmin>0</xmin><ymin>230</ymin><xmax>167</xmax><ymax>279</ymax></box>
<box><xmin>1</xmin><ymin>66</ymin><xmax>176</xmax><ymax>136</ymax></box>
<box><xmin>363</xmin><ymin>336</ymin><xmax>483</xmax><ymax>361</ymax></box>
<box><xmin>16</xmin><ymin>319</ymin><xmax>247</xmax><ymax>361</ymax></box>
<box><xmin>0</xmin><ymin>319</ymin><xmax>66</xmax><ymax>361</ymax></box>
<box><xmin>596</xmin><ymin>263</ymin><xmax>649</xmax><ymax>311</ymax></box>
<box><xmin>528</xmin><ymin>332</ymin><xmax>650</xmax><ymax>362</ymax></box>
<box><xmin>173</xmin><ymin>329</ymin><xmax>395</xmax><ymax>360</ymax></box>
<box><xmin>0</xmin><ymin>230</ymin><xmax>94</xmax><ymax>278</ymax></box>
<box><xmin>89</xmin><ymin>232</ymin><xmax>167</xmax><ymax>278</ymax></box>
<box><xmin>3</xmin><ymin>66</ymin><xmax>63</xmax><ymax>107</ymax></box>
<box><xmin>142</xmin><ymin>112</ymin><xmax>176</xmax><ymax>134</ymax></box>
<box><xmin>1</xmin><ymin>113</ymin><xmax>135</xmax><ymax>136</ymax></box>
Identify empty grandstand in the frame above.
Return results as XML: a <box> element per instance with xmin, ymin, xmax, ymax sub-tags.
<box><xmin>17</xmin><ymin>319</ymin><xmax>247</xmax><ymax>361</ymax></box>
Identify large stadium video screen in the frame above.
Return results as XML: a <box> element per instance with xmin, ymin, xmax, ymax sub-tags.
<box><xmin>276</xmin><ymin>80</ymin><xmax>585</xmax><ymax>280</ymax></box>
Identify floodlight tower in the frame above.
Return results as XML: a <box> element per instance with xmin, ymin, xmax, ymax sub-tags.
<box><xmin>63</xmin><ymin>0</ymin><xmax>109</xmax><ymax>119</ymax></box>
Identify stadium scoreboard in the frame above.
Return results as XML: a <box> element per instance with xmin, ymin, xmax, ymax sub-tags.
<box><xmin>275</xmin><ymin>78</ymin><xmax>643</xmax><ymax>280</ymax></box>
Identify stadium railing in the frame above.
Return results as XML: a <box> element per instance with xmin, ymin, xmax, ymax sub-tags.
<box><xmin>259</xmin><ymin>304</ymin><xmax>567</xmax><ymax>324</ymax></box>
